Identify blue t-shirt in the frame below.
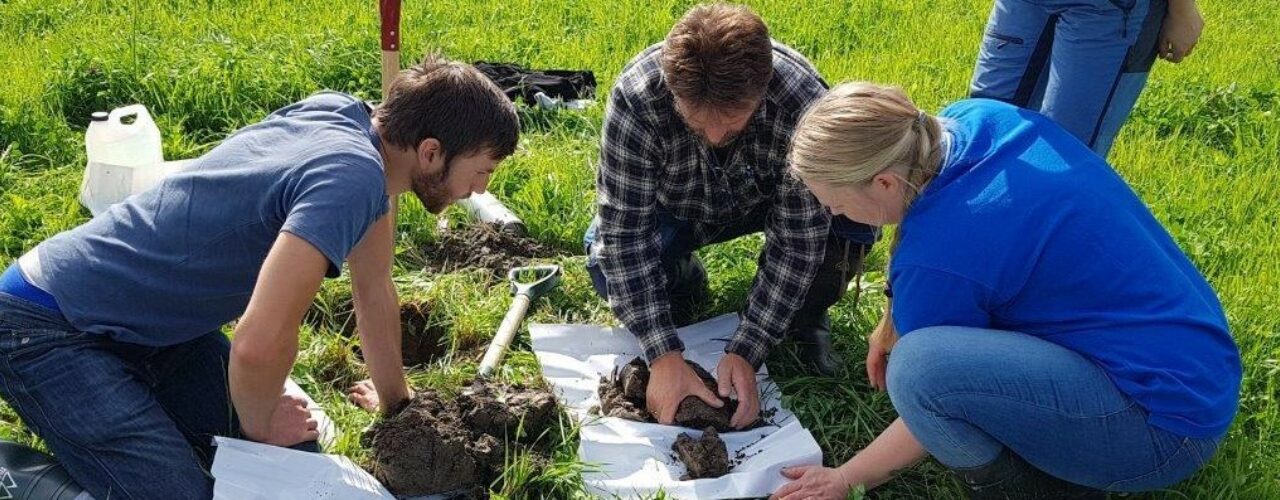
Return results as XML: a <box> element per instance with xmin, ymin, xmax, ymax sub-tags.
<box><xmin>891</xmin><ymin>99</ymin><xmax>1241</xmax><ymax>439</ymax></box>
<box><xmin>26</xmin><ymin>92</ymin><xmax>389</xmax><ymax>347</ymax></box>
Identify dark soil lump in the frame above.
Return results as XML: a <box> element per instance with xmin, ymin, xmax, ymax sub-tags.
<box><xmin>596</xmin><ymin>357</ymin><xmax>764</xmax><ymax>432</ymax></box>
<box><xmin>362</xmin><ymin>381</ymin><xmax>559</xmax><ymax>497</ymax></box>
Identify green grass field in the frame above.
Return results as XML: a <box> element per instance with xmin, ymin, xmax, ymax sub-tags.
<box><xmin>1</xmin><ymin>0</ymin><xmax>1277</xmax><ymax>498</ymax></box>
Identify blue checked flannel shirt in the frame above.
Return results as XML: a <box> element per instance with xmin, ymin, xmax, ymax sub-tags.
<box><xmin>593</xmin><ymin>41</ymin><xmax>832</xmax><ymax>369</ymax></box>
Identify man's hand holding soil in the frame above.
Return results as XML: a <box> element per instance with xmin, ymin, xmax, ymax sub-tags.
<box><xmin>646</xmin><ymin>351</ymin><xmax>724</xmax><ymax>424</ymax></box>
<box><xmin>716</xmin><ymin>352</ymin><xmax>760</xmax><ymax>429</ymax></box>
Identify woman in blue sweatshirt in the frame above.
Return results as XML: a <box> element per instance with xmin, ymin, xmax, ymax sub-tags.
<box><xmin>770</xmin><ymin>83</ymin><xmax>1240</xmax><ymax>500</ymax></box>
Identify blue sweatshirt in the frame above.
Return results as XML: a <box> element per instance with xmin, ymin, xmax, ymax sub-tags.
<box><xmin>891</xmin><ymin>99</ymin><xmax>1241</xmax><ymax>439</ymax></box>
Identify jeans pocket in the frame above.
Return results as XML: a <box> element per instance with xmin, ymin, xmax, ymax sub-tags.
<box><xmin>985</xmin><ymin>30</ymin><xmax>1025</xmax><ymax>49</ymax></box>
<box><xmin>1</xmin><ymin>328</ymin><xmax>89</xmax><ymax>360</ymax></box>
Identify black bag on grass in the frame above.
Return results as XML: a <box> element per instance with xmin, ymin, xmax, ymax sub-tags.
<box><xmin>474</xmin><ymin>62</ymin><xmax>597</xmax><ymax>106</ymax></box>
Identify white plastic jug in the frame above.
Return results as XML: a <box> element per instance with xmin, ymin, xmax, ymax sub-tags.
<box><xmin>79</xmin><ymin>104</ymin><xmax>165</xmax><ymax>215</ymax></box>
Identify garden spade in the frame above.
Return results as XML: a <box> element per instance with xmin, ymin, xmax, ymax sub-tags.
<box><xmin>477</xmin><ymin>265</ymin><xmax>562</xmax><ymax>378</ymax></box>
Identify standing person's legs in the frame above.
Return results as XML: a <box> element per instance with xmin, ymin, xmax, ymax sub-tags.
<box><xmin>1085</xmin><ymin>0</ymin><xmax>1167</xmax><ymax>156</ymax></box>
<box><xmin>0</xmin><ymin>294</ymin><xmax>212</xmax><ymax>499</ymax></box>
<box><xmin>1038</xmin><ymin>0</ymin><xmax>1157</xmax><ymax>156</ymax></box>
<box><xmin>969</xmin><ymin>0</ymin><xmax>1057</xmax><ymax>108</ymax></box>
<box><xmin>886</xmin><ymin>326</ymin><xmax>1220</xmax><ymax>493</ymax></box>
<box><xmin>972</xmin><ymin>0</ymin><xmax>1162</xmax><ymax>157</ymax></box>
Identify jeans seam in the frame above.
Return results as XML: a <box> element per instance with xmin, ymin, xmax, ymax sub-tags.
<box><xmin>919</xmin><ymin>406</ymin><xmax>996</xmax><ymax>465</ymax></box>
<box><xmin>932</xmin><ymin>389</ymin><xmax>1139</xmax><ymax>420</ymax></box>
<box><xmin>1102</xmin><ymin>437</ymin><xmax>1193</xmax><ymax>490</ymax></box>
<box><xmin>916</xmin><ymin>390</ymin><xmax>1139</xmax><ymax>469</ymax></box>
<box><xmin>0</xmin><ymin>344</ymin><xmax>136</xmax><ymax>499</ymax></box>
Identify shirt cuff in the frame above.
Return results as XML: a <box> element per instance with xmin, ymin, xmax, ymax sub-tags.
<box><xmin>725</xmin><ymin>328</ymin><xmax>770</xmax><ymax>370</ymax></box>
<box><xmin>639</xmin><ymin>328</ymin><xmax>686</xmax><ymax>364</ymax></box>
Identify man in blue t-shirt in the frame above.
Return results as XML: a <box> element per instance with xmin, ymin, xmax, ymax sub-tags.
<box><xmin>0</xmin><ymin>55</ymin><xmax>518</xmax><ymax>499</ymax></box>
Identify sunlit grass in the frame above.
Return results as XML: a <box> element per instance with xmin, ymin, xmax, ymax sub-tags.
<box><xmin>1</xmin><ymin>0</ymin><xmax>1276</xmax><ymax>497</ymax></box>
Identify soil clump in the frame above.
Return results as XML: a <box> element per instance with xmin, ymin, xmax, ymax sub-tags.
<box><xmin>595</xmin><ymin>357</ymin><xmax>765</xmax><ymax>431</ymax></box>
<box><xmin>363</xmin><ymin>380</ymin><xmax>559</xmax><ymax>497</ymax></box>
<box><xmin>672</xmin><ymin>427</ymin><xmax>731</xmax><ymax>480</ymax></box>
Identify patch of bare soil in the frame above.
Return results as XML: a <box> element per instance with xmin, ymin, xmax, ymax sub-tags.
<box><xmin>419</xmin><ymin>224</ymin><xmax>564</xmax><ymax>275</ymax></box>
<box><xmin>362</xmin><ymin>380</ymin><xmax>559</xmax><ymax>497</ymax></box>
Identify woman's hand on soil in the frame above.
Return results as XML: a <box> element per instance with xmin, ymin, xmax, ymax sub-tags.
<box><xmin>1160</xmin><ymin>0</ymin><xmax>1204</xmax><ymax>63</ymax></box>
<box><xmin>717</xmin><ymin>353</ymin><xmax>760</xmax><ymax>429</ymax></box>
<box><xmin>770</xmin><ymin>465</ymin><xmax>853</xmax><ymax>500</ymax></box>
<box><xmin>647</xmin><ymin>351</ymin><xmax>723</xmax><ymax>424</ymax></box>
<box><xmin>252</xmin><ymin>394</ymin><xmax>319</xmax><ymax>447</ymax></box>
<box><xmin>348</xmin><ymin>379</ymin><xmax>380</xmax><ymax>412</ymax></box>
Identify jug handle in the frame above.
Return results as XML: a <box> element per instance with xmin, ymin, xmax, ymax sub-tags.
<box><xmin>107</xmin><ymin>104</ymin><xmax>155</xmax><ymax>128</ymax></box>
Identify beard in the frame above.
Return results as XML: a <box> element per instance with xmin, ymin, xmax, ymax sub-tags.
<box><xmin>411</xmin><ymin>158</ymin><xmax>453</xmax><ymax>214</ymax></box>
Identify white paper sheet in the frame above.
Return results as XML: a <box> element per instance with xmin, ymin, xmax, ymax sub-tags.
<box><xmin>530</xmin><ymin>314</ymin><xmax>823</xmax><ymax>499</ymax></box>
<box><xmin>211</xmin><ymin>437</ymin><xmax>394</xmax><ymax>500</ymax></box>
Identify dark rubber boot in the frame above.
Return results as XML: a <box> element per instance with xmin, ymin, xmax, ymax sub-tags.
<box><xmin>789</xmin><ymin>313</ymin><xmax>840</xmax><ymax>376</ymax></box>
<box><xmin>954</xmin><ymin>449</ymin><xmax>1108</xmax><ymax>500</ymax></box>
<box><xmin>786</xmin><ymin>238</ymin><xmax>869</xmax><ymax>376</ymax></box>
<box><xmin>0</xmin><ymin>440</ymin><xmax>86</xmax><ymax>499</ymax></box>
<box><xmin>664</xmin><ymin>254</ymin><xmax>710</xmax><ymax>327</ymax></box>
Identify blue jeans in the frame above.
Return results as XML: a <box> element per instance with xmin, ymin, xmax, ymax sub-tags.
<box><xmin>970</xmin><ymin>0</ymin><xmax>1167</xmax><ymax>157</ymax></box>
<box><xmin>887</xmin><ymin>326</ymin><xmax>1221</xmax><ymax>491</ymax></box>
<box><xmin>0</xmin><ymin>293</ymin><xmax>317</xmax><ymax>499</ymax></box>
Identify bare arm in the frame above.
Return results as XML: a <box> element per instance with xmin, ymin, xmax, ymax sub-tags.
<box><xmin>838</xmin><ymin>418</ymin><xmax>928</xmax><ymax>489</ymax></box>
<box><xmin>347</xmin><ymin>199</ymin><xmax>410</xmax><ymax>412</ymax></box>
<box><xmin>771</xmin><ymin>418</ymin><xmax>927</xmax><ymax>499</ymax></box>
<box><xmin>231</xmin><ymin>232</ymin><xmax>328</xmax><ymax>444</ymax></box>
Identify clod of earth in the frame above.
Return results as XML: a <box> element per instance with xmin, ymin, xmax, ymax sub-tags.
<box><xmin>418</xmin><ymin>224</ymin><xmax>564</xmax><ymax>276</ymax></box>
<box><xmin>362</xmin><ymin>380</ymin><xmax>559</xmax><ymax>497</ymax></box>
<box><xmin>596</xmin><ymin>357</ymin><xmax>765</xmax><ymax>431</ymax></box>
<box><xmin>672</xmin><ymin>427</ymin><xmax>731</xmax><ymax>480</ymax></box>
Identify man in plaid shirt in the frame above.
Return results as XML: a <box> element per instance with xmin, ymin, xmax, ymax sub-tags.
<box><xmin>584</xmin><ymin>3</ymin><xmax>877</xmax><ymax>428</ymax></box>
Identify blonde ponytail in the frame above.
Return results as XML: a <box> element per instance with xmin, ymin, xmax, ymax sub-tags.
<box><xmin>788</xmin><ymin>82</ymin><xmax>945</xmax><ymax>350</ymax></box>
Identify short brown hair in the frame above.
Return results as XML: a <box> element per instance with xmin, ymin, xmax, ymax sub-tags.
<box><xmin>662</xmin><ymin>3</ymin><xmax>773</xmax><ymax>109</ymax></box>
<box><xmin>374</xmin><ymin>54</ymin><xmax>519</xmax><ymax>160</ymax></box>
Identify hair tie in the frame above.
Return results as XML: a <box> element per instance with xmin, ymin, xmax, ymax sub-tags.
<box><xmin>915</xmin><ymin>110</ymin><xmax>927</xmax><ymax>128</ymax></box>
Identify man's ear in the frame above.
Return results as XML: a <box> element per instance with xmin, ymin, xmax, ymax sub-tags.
<box><xmin>417</xmin><ymin>138</ymin><xmax>442</xmax><ymax>165</ymax></box>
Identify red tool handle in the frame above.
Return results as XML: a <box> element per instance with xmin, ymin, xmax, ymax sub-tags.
<box><xmin>380</xmin><ymin>0</ymin><xmax>402</xmax><ymax>99</ymax></box>
<box><xmin>380</xmin><ymin>0</ymin><xmax>402</xmax><ymax>52</ymax></box>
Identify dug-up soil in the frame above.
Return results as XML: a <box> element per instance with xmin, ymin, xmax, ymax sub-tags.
<box><xmin>672</xmin><ymin>427</ymin><xmax>731</xmax><ymax>480</ymax></box>
<box><xmin>362</xmin><ymin>380</ymin><xmax>559</xmax><ymax>498</ymax></box>
<box><xmin>419</xmin><ymin>224</ymin><xmax>565</xmax><ymax>276</ymax></box>
<box><xmin>594</xmin><ymin>357</ymin><xmax>765</xmax><ymax>432</ymax></box>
